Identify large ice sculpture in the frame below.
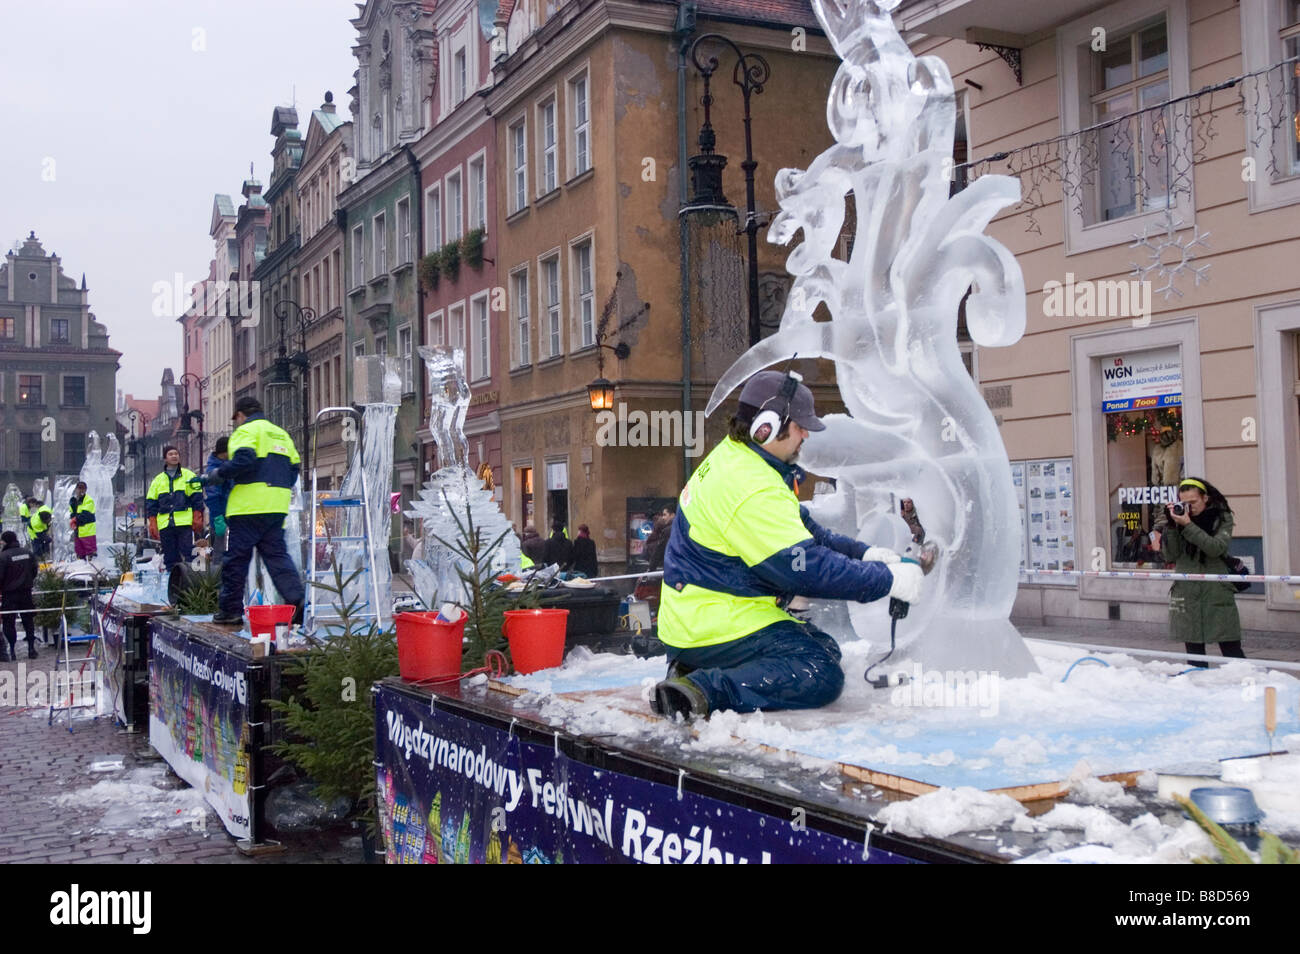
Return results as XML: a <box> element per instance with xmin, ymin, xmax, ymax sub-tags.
<box><xmin>706</xmin><ymin>0</ymin><xmax>1036</xmax><ymax>676</ymax></box>
<box><xmin>406</xmin><ymin>346</ymin><xmax>519</xmax><ymax>608</ymax></box>
<box><xmin>73</xmin><ymin>432</ymin><xmax>119</xmax><ymax>565</ymax></box>
<box><xmin>313</xmin><ymin>356</ymin><xmax>402</xmax><ymax>626</ymax></box>
<box><xmin>52</xmin><ymin>475</ymin><xmax>77</xmax><ymax>564</ymax></box>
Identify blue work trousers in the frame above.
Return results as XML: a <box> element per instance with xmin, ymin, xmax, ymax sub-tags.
<box><xmin>220</xmin><ymin>513</ymin><xmax>304</xmax><ymax>614</ymax></box>
<box><xmin>666</xmin><ymin>621</ymin><xmax>845</xmax><ymax>713</ymax></box>
<box><xmin>159</xmin><ymin>527</ymin><xmax>194</xmax><ymax>570</ymax></box>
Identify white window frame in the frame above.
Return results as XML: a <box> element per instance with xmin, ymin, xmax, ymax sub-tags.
<box><xmin>1241</xmin><ymin>0</ymin><xmax>1300</xmax><ymax>210</ymax></box>
<box><xmin>511</xmin><ymin>266</ymin><xmax>530</xmax><ymax>368</ymax></box>
<box><xmin>568</xmin><ymin>65</ymin><xmax>591</xmax><ymax>178</ymax></box>
<box><xmin>375</xmin><ymin>333</ymin><xmax>387</xmax><ymax>358</ymax></box>
<box><xmin>354</xmin><ymin>340</ymin><xmax>366</xmax><ymax>359</ymax></box>
<box><xmin>470</xmin><ymin>291</ymin><xmax>491</xmax><ymax>382</ymax></box>
<box><xmin>351</xmin><ymin>225</ymin><xmax>365</xmax><ymax>288</ymax></box>
<box><xmin>372</xmin><ymin>210</ymin><xmax>387</xmax><ymax>277</ymax></box>
<box><xmin>454</xmin><ymin>47</ymin><xmax>468</xmax><ymax>106</ymax></box>
<box><xmin>425</xmin><ymin>184</ymin><xmax>443</xmax><ymax>250</ymax></box>
<box><xmin>468</xmin><ymin>151</ymin><xmax>487</xmax><ymax>231</ymax></box>
<box><xmin>396</xmin><ymin>196</ymin><xmax>411</xmax><ymax>265</ymax></box>
<box><xmin>509</xmin><ymin>117</ymin><xmax>528</xmax><ymax>213</ymax></box>
<box><xmin>1056</xmin><ymin>0</ymin><xmax>1192</xmax><ymax>254</ymax></box>
<box><xmin>445</xmin><ymin>167</ymin><xmax>464</xmax><ymax>242</ymax></box>
<box><xmin>429</xmin><ymin>309</ymin><xmax>445</xmax><ymax>347</ymax></box>
<box><xmin>397</xmin><ymin>323</ymin><xmax>413</xmax><ymax>393</ymax></box>
<box><xmin>537</xmin><ymin>94</ymin><xmax>558</xmax><ymax>195</ymax></box>
<box><xmin>540</xmin><ymin>251</ymin><xmax>562</xmax><ymax>358</ymax></box>
<box><xmin>448</xmin><ymin>301</ymin><xmax>466</xmax><ymax>352</ymax></box>
<box><xmin>570</xmin><ymin>234</ymin><xmax>595</xmax><ymax>349</ymax></box>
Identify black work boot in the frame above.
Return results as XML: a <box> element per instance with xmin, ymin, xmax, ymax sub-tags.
<box><xmin>212</xmin><ymin>610</ymin><xmax>243</xmax><ymax>626</ymax></box>
<box><xmin>0</xmin><ymin>642</ymin><xmax>11</xmax><ymax>663</ymax></box>
<box><xmin>651</xmin><ymin>677</ymin><xmax>709</xmax><ymax>720</ymax></box>
<box><xmin>26</xmin><ymin>638</ymin><xmax>37</xmax><ymax>659</ymax></box>
<box><xmin>665</xmin><ymin>659</ymin><xmax>696</xmax><ymax>681</ymax></box>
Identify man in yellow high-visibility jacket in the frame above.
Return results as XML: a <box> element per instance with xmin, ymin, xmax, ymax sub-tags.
<box><xmin>208</xmin><ymin>396</ymin><xmax>304</xmax><ymax>625</ymax></box>
<box><xmin>147</xmin><ymin>445</ymin><xmax>204</xmax><ymax>569</ymax></box>
<box><xmin>652</xmin><ymin>369</ymin><xmax>924</xmax><ymax>719</ymax></box>
<box><xmin>26</xmin><ymin>498</ymin><xmax>53</xmax><ymax>560</ymax></box>
<box><xmin>70</xmin><ymin>481</ymin><xmax>97</xmax><ymax>559</ymax></box>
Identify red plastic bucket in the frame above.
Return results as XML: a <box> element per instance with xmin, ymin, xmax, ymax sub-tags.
<box><xmin>247</xmin><ymin>604</ymin><xmax>296</xmax><ymax>643</ymax></box>
<box><xmin>503</xmin><ymin>608</ymin><xmax>569</xmax><ymax>675</ymax></box>
<box><xmin>395</xmin><ymin>611</ymin><xmax>466</xmax><ymax>682</ymax></box>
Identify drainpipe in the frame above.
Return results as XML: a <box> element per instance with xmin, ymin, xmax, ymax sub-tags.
<box><xmin>403</xmin><ymin>143</ymin><xmax>423</xmax><ymax>476</ymax></box>
<box><xmin>675</xmin><ymin>2</ymin><xmax>696</xmax><ymax>487</ymax></box>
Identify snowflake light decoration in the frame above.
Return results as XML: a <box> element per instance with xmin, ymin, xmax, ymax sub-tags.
<box><xmin>1129</xmin><ymin>212</ymin><xmax>1211</xmax><ymax>300</ymax></box>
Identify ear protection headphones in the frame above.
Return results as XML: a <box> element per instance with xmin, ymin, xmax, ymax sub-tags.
<box><xmin>749</xmin><ymin>369</ymin><xmax>804</xmax><ymax>446</ymax></box>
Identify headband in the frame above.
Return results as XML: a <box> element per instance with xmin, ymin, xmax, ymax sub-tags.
<box><xmin>1178</xmin><ymin>479</ymin><xmax>1207</xmax><ymax>492</ymax></box>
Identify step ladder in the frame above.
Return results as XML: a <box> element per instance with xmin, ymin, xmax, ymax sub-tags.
<box><xmin>306</xmin><ymin>407</ymin><xmax>383</xmax><ymax>633</ymax></box>
<box><xmin>48</xmin><ymin>604</ymin><xmax>105</xmax><ymax>731</ymax></box>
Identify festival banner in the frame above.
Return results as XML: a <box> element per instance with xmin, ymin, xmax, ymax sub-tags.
<box><xmin>374</xmin><ymin>685</ymin><xmax>915</xmax><ymax>864</ymax></box>
<box><xmin>148</xmin><ymin>623</ymin><xmax>252</xmax><ymax>839</ymax></box>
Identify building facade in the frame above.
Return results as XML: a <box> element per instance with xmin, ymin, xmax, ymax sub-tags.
<box><xmin>0</xmin><ymin>232</ymin><xmax>120</xmax><ymax>495</ymax></box>
<box><xmin>342</xmin><ymin>0</ymin><xmax>439</xmax><ymax>555</ymax></box>
<box><xmin>489</xmin><ymin>0</ymin><xmax>840</xmax><ymax>570</ymax></box>
<box><xmin>232</xmin><ymin>176</ymin><xmax>270</xmax><ymax>404</ymax></box>
<box><xmin>296</xmin><ymin>92</ymin><xmax>354</xmax><ymax>488</ymax></box>
<box><xmin>898</xmin><ymin>0</ymin><xmax>1300</xmax><ymax>634</ymax></box>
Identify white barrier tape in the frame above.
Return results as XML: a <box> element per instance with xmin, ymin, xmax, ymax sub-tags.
<box><xmin>1019</xmin><ymin>568</ymin><xmax>1299</xmax><ymax>584</ymax></box>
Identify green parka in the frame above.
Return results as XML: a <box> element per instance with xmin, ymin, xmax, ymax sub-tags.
<box><xmin>1157</xmin><ymin>508</ymin><xmax>1241</xmax><ymax>644</ymax></box>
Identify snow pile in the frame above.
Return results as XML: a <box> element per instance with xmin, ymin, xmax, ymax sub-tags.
<box><xmin>878</xmin><ymin>787</ymin><xmax>1027</xmax><ymax>839</ymax></box>
<box><xmin>52</xmin><ymin>764</ymin><xmax>211</xmax><ymax>838</ymax></box>
<box><xmin>506</xmin><ymin>647</ymin><xmax>665</xmax><ymax>696</ymax></box>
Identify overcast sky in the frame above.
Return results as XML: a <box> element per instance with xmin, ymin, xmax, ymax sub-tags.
<box><xmin>0</xmin><ymin>0</ymin><xmax>359</xmax><ymax>401</ymax></box>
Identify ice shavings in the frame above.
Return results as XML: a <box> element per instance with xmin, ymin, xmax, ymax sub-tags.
<box><xmin>503</xmin><ymin>647</ymin><xmax>666</xmax><ymax>696</ymax></box>
<box><xmin>51</xmin><ymin>764</ymin><xmax>212</xmax><ymax>839</ymax></box>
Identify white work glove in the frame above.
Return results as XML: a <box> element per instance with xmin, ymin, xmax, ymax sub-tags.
<box><xmin>886</xmin><ymin>561</ymin><xmax>924</xmax><ymax>603</ymax></box>
<box><xmin>863</xmin><ymin>546</ymin><xmax>901</xmax><ymax>564</ymax></box>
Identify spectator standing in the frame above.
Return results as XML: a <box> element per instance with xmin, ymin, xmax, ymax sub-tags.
<box><xmin>543</xmin><ymin>521</ymin><xmax>573</xmax><ymax>570</ymax></box>
<box><xmin>0</xmin><ymin>530</ymin><xmax>38</xmax><ymax>660</ymax></box>
<box><xmin>571</xmin><ymin>525</ymin><xmax>599</xmax><ymax>578</ymax></box>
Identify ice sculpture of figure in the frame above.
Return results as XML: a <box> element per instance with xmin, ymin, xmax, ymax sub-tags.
<box><xmin>706</xmin><ymin>0</ymin><xmax>1035</xmax><ymax>676</ymax></box>
<box><xmin>406</xmin><ymin>346</ymin><xmax>519</xmax><ymax>608</ymax></box>
<box><xmin>52</xmin><ymin>475</ymin><xmax>78</xmax><ymax>564</ymax></box>
<box><xmin>1</xmin><ymin>484</ymin><xmax>22</xmax><ymax>539</ymax></box>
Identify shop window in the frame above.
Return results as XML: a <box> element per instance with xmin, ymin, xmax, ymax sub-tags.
<box><xmin>1101</xmin><ymin>346</ymin><xmax>1184</xmax><ymax>565</ymax></box>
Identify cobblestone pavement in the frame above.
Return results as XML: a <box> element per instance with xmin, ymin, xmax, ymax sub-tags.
<box><xmin>0</xmin><ymin>644</ymin><xmax>361</xmax><ymax>864</ymax></box>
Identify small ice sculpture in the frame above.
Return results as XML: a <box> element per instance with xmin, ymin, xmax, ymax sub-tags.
<box><xmin>406</xmin><ymin>346</ymin><xmax>519</xmax><ymax>609</ymax></box>
<box><xmin>2</xmin><ymin>484</ymin><xmax>24</xmax><ymax>539</ymax></box>
<box><xmin>52</xmin><ymin>475</ymin><xmax>77</xmax><ymax>564</ymax></box>
<box><xmin>706</xmin><ymin>0</ymin><xmax>1035</xmax><ymax>677</ymax></box>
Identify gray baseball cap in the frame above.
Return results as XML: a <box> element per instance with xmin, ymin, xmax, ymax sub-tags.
<box><xmin>738</xmin><ymin>370</ymin><xmax>825</xmax><ymax>432</ymax></box>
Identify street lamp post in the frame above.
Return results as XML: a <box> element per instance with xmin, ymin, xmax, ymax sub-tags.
<box><xmin>271</xmin><ymin>299</ymin><xmax>315</xmax><ymax>470</ymax></box>
<box><xmin>688</xmin><ymin>33</ymin><xmax>771</xmax><ymax>347</ymax></box>
<box><xmin>126</xmin><ymin>408</ymin><xmax>150</xmax><ymax>534</ymax></box>
<box><xmin>176</xmin><ymin>372</ymin><xmax>207</xmax><ymax>466</ymax></box>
